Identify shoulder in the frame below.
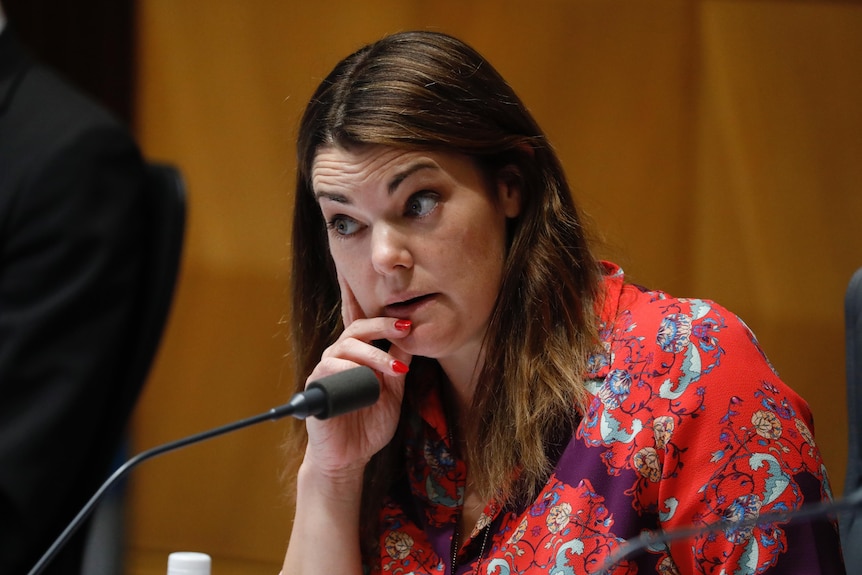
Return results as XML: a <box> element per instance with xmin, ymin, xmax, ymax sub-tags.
<box><xmin>0</xmin><ymin>48</ymin><xmax>140</xmax><ymax>189</ymax></box>
<box><xmin>0</xmin><ymin>59</ymin><xmax>144</xmax><ymax>217</ymax></box>
<box><xmin>2</xmin><ymin>44</ymin><xmax>124</xmax><ymax>135</ymax></box>
<box><xmin>589</xmin><ymin>280</ymin><xmax>812</xmax><ymax>439</ymax></box>
<box><xmin>595</xmin><ymin>265</ymin><xmax>775</xmax><ymax>374</ymax></box>
<box><xmin>610</xmin><ymin>282</ymin><xmax>782</xmax><ymax>383</ymax></box>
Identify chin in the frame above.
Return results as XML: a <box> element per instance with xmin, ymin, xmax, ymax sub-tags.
<box><xmin>394</xmin><ymin>330</ymin><xmax>448</xmax><ymax>359</ymax></box>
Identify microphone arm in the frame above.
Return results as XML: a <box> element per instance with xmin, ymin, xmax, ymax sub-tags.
<box><xmin>593</xmin><ymin>485</ymin><xmax>862</xmax><ymax>574</ymax></box>
<box><xmin>27</xmin><ymin>366</ymin><xmax>379</xmax><ymax>575</ymax></box>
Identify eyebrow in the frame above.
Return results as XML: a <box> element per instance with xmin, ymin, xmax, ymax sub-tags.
<box><xmin>313</xmin><ymin>160</ymin><xmax>439</xmax><ymax>203</ymax></box>
<box><xmin>387</xmin><ymin>161</ymin><xmax>438</xmax><ymax>195</ymax></box>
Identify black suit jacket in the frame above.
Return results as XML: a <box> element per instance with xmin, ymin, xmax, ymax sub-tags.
<box><xmin>0</xmin><ymin>27</ymin><xmax>148</xmax><ymax>575</ymax></box>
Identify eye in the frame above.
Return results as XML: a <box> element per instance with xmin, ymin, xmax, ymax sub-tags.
<box><xmin>326</xmin><ymin>215</ymin><xmax>363</xmax><ymax>237</ymax></box>
<box><xmin>405</xmin><ymin>191</ymin><xmax>439</xmax><ymax>218</ymax></box>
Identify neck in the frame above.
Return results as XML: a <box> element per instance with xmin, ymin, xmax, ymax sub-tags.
<box><xmin>438</xmin><ymin>346</ymin><xmax>485</xmax><ymax>437</ymax></box>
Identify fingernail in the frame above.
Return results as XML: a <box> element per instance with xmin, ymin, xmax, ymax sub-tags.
<box><xmin>392</xmin><ymin>359</ymin><xmax>410</xmax><ymax>374</ymax></box>
<box><xmin>394</xmin><ymin>319</ymin><xmax>412</xmax><ymax>331</ymax></box>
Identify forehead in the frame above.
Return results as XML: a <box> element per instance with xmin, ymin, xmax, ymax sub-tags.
<box><xmin>313</xmin><ymin>146</ymin><xmax>399</xmax><ymax>184</ymax></box>
<box><xmin>310</xmin><ymin>145</ymin><xmax>491</xmax><ymax>199</ymax></box>
<box><xmin>312</xmin><ymin>145</ymin><xmax>436</xmax><ymax>190</ymax></box>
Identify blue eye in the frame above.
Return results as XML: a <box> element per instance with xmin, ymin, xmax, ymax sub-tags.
<box><xmin>405</xmin><ymin>192</ymin><xmax>439</xmax><ymax>217</ymax></box>
<box><xmin>326</xmin><ymin>216</ymin><xmax>362</xmax><ymax>236</ymax></box>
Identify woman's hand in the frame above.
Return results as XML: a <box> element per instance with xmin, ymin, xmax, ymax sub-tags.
<box><xmin>301</xmin><ymin>275</ymin><xmax>413</xmax><ymax>481</ymax></box>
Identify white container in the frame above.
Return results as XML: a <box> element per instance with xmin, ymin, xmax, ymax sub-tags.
<box><xmin>167</xmin><ymin>552</ymin><xmax>212</xmax><ymax>575</ymax></box>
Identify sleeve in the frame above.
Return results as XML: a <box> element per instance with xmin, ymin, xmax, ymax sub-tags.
<box><xmin>0</xmin><ymin>124</ymin><xmax>147</xmax><ymax>570</ymax></box>
<box><xmin>640</xmin><ymin>298</ymin><xmax>845</xmax><ymax>574</ymax></box>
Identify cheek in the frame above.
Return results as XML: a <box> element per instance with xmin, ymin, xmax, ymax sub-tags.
<box><xmin>331</xmin><ymin>251</ymin><xmax>375</xmax><ymax>311</ymax></box>
<box><xmin>454</xmin><ymin>216</ymin><xmax>507</xmax><ymax>269</ymax></box>
<box><xmin>442</xmin><ymin>225</ymin><xmax>507</xmax><ymax>304</ymax></box>
<box><xmin>328</xmin><ymin>236</ymin><xmax>364</xmax><ymax>273</ymax></box>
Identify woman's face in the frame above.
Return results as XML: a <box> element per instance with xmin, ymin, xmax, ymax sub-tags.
<box><xmin>311</xmin><ymin>145</ymin><xmax>521</xmax><ymax>365</ymax></box>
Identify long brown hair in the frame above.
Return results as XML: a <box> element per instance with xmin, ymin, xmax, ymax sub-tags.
<box><xmin>287</xmin><ymin>29</ymin><xmax>603</xmax><ymax>549</ymax></box>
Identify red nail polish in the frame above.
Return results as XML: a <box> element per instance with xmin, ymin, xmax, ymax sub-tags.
<box><xmin>392</xmin><ymin>359</ymin><xmax>409</xmax><ymax>374</ymax></box>
<box><xmin>394</xmin><ymin>319</ymin><xmax>412</xmax><ymax>331</ymax></box>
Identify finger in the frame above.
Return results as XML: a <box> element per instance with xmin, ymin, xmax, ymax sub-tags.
<box><xmin>305</xmin><ymin>356</ymin><xmax>371</xmax><ymax>389</ymax></box>
<box><xmin>324</xmin><ymin>336</ymin><xmax>411</xmax><ymax>376</ymax></box>
<box><xmin>387</xmin><ymin>342</ymin><xmax>413</xmax><ymax>374</ymax></box>
<box><xmin>338</xmin><ymin>316</ymin><xmax>413</xmax><ymax>344</ymax></box>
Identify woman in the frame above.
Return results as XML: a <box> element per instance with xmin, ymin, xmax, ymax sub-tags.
<box><xmin>281</xmin><ymin>31</ymin><xmax>843</xmax><ymax>575</ymax></box>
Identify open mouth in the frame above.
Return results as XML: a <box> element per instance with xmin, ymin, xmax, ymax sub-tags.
<box><xmin>386</xmin><ymin>294</ymin><xmax>434</xmax><ymax>312</ymax></box>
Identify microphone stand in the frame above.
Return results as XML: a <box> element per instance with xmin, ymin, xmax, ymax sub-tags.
<box><xmin>27</xmin><ymin>404</ymin><xmax>295</xmax><ymax>575</ymax></box>
<box><xmin>27</xmin><ymin>365</ymin><xmax>379</xmax><ymax>575</ymax></box>
<box><xmin>592</xmin><ymin>486</ymin><xmax>862</xmax><ymax>574</ymax></box>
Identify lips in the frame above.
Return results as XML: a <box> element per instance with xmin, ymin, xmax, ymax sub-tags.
<box><xmin>384</xmin><ymin>293</ymin><xmax>435</xmax><ymax>315</ymax></box>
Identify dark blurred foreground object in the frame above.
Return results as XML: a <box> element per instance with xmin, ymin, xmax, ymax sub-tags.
<box><xmin>1</xmin><ymin>5</ymin><xmax>186</xmax><ymax>573</ymax></box>
<box><xmin>2</xmin><ymin>0</ymin><xmax>136</xmax><ymax>124</ymax></box>
<box><xmin>841</xmin><ymin>267</ymin><xmax>862</xmax><ymax>572</ymax></box>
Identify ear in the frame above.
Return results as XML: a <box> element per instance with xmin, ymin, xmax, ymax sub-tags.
<box><xmin>496</xmin><ymin>165</ymin><xmax>523</xmax><ymax>219</ymax></box>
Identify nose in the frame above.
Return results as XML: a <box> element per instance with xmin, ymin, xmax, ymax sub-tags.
<box><xmin>370</xmin><ymin>224</ymin><xmax>413</xmax><ymax>275</ymax></box>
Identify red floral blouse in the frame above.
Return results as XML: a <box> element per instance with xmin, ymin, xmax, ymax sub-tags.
<box><xmin>365</xmin><ymin>263</ymin><xmax>844</xmax><ymax>575</ymax></box>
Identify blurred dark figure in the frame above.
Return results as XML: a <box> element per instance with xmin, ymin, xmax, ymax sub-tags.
<box><xmin>0</xmin><ymin>2</ymin><xmax>148</xmax><ymax>573</ymax></box>
<box><xmin>1</xmin><ymin>0</ymin><xmax>136</xmax><ymax>123</ymax></box>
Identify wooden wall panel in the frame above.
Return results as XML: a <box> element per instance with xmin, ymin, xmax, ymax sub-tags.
<box><xmin>692</xmin><ymin>1</ymin><xmax>862</xmax><ymax>506</ymax></box>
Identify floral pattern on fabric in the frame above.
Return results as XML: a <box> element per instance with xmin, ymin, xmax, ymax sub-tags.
<box><xmin>367</xmin><ymin>263</ymin><xmax>844</xmax><ymax>575</ymax></box>
<box><xmin>489</xmin><ymin>477</ymin><xmax>636</xmax><ymax>575</ymax></box>
<box><xmin>403</xmin><ymin>384</ymin><xmax>466</xmax><ymax>527</ymax></box>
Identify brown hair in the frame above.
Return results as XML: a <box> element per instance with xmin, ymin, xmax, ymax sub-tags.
<box><xmin>287</xmin><ymin>29</ymin><xmax>602</xmax><ymax>553</ymax></box>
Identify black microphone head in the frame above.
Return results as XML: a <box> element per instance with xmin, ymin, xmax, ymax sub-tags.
<box><xmin>305</xmin><ymin>366</ymin><xmax>380</xmax><ymax>419</ymax></box>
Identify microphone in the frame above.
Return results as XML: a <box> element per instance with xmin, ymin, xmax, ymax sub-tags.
<box><xmin>592</xmin><ymin>484</ymin><xmax>862</xmax><ymax>574</ymax></box>
<box><xmin>287</xmin><ymin>365</ymin><xmax>380</xmax><ymax>419</ymax></box>
<box><xmin>27</xmin><ymin>366</ymin><xmax>379</xmax><ymax>575</ymax></box>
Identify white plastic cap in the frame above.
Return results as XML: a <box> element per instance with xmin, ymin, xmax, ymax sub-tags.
<box><xmin>167</xmin><ymin>552</ymin><xmax>212</xmax><ymax>575</ymax></box>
